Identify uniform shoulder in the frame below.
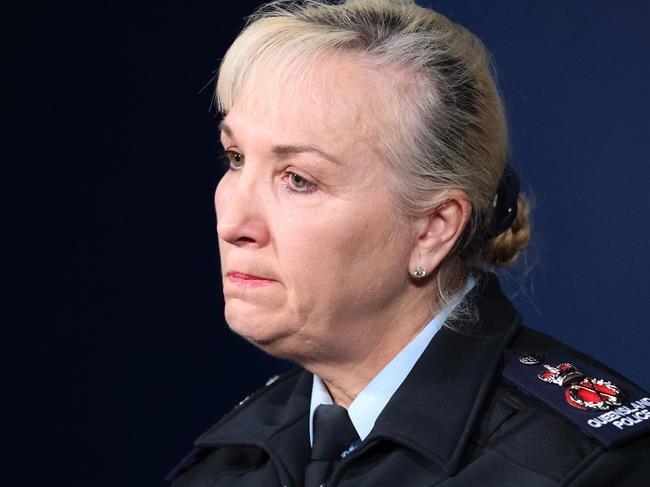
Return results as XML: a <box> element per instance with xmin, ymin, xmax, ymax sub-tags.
<box><xmin>505</xmin><ymin>326</ymin><xmax>650</xmax><ymax>447</ymax></box>
<box><xmin>472</xmin><ymin>325</ymin><xmax>650</xmax><ymax>483</ymax></box>
<box><xmin>202</xmin><ymin>367</ymin><xmax>305</xmax><ymax>434</ymax></box>
<box><xmin>165</xmin><ymin>368</ymin><xmax>305</xmax><ymax>483</ymax></box>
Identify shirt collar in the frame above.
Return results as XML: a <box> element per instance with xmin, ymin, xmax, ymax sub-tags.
<box><xmin>309</xmin><ymin>277</ymin><xmax>477</xmax><ymax>444</ymax></box>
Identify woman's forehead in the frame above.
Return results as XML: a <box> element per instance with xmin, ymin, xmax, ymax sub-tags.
<box><xmin>223</xmin><ymin>54</ymin><xmax>390</xmax><ymax>148</ymax></box>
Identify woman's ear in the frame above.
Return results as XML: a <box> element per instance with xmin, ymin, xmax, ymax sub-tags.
<box><xmin>409</xmin><ymin>190</ymin><xmax>472</xmax><ymax>277</ymax></box>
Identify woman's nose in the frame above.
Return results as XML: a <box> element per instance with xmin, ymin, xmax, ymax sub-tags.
<box><xmin>215</xmin><ymin>173</ymin><xmax>270</xmax><ymax>247</ymax></box>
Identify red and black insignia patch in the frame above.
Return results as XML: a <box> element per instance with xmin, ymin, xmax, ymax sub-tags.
<box><xmin>565</xmin><ymin>377</ymin><xmax>622</xmax><ymax>411</ymax></box>
<box><xmin>538</xmin><ymin>363</ymin><xmax>583</xmax><ymax>387</ymax></box>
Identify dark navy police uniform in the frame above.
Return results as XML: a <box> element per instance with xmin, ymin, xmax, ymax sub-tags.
<box><xmin>168</xmin><ymin>275</ymin><xmax>650</xmax><ymax>486</ymax></box>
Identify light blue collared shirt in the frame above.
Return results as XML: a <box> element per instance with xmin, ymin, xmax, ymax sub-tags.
<box><xmin>309</xmin><ymin>277</ymin><xmax>476</xmax><ymax>445</ymax></box>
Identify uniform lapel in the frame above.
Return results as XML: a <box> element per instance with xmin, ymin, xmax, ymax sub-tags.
<box><xmin>195</xmin><ymin>369</ymin><xmax>312</xmax><ymax>486</ymax></box>
<box><xmin>366</xmin><ymin>274</ymin><xmax>521</xmax><ymax>475</ymax></box>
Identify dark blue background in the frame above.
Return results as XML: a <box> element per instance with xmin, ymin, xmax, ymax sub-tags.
<box><xmin>12</xmin><ymin>1</ymin><xmax>649</xmax><ymax>486</ymax></box>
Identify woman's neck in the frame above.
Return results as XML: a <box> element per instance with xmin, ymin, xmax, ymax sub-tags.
<box><xmin>305</xmin><ymin>299</ymin><xmax>437</xmax><ymax>408</ymax></box>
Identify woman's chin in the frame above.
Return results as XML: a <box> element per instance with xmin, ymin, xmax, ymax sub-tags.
<box><xmin>225</xmin><ymin>308</ymin><xmax>299</xmax><ymax>354</ymax></box>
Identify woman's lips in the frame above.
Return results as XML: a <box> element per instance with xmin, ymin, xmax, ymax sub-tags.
<box><xmin>226</xmin><ymin>271</ymin><xmax>278</xmax><ymax>288</ymax></box>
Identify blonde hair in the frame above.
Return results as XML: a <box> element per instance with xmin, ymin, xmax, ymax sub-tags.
<box><xmin>216</xmin><ymin>0</ymin><xmax>531</xmax><ymax>297</ymax></box>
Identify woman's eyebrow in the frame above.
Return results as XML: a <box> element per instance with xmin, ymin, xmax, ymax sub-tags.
<box><xmin>219</xmin><ymin>120</ymin><xmax>233</xmax><ymax>138</ymax></box>
<box><xmin>271</xmin><ymin>144</ymin><xmax>342</xmax><ymax>165</ymax></box>
<box><xmin>221</xmin><ymin>120</ymin><xmax>341</xmax><ymax>165</ymax></box>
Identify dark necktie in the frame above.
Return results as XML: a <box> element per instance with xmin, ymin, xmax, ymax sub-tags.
<box><xmin>304</xmin><ymin>404</ymin><xmax>360</xmax><ymax>487</ymax></box>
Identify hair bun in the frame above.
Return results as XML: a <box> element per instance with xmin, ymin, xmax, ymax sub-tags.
<box><xmin>481</xmin><ymin>194</ymin><xmax>531</xmax><ymax>267</ymax></box>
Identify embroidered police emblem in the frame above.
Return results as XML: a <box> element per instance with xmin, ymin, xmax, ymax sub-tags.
<box><xmin>536</xmin><ymin>362</ymin><xmax>624</xmax><ymax>411</ymax></box>
<box><xmin>537</xmin><ymin>363</ymin><xmax>583</xmax><ymax>386</ymax></box>
<box><xmin>537</xmin><ymin>363</ymin><xmax>621</xmax><ymax>411</ymax></box>
<box><xmin>565</xmin><ymin>377</ymin><xmax>623</xmax><ymax>411</ymax></box>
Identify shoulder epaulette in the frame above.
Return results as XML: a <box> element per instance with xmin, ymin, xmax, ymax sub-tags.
<box><xmin>503</xmin><ymin>350</ymin><xmax>650</xmax><ymax>448</ymax></box>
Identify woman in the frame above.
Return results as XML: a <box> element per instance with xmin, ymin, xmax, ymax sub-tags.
<box><xmin>169</xmin><ymin>1</ymin><xmax>650</xmax><ymax>485</ymax></box>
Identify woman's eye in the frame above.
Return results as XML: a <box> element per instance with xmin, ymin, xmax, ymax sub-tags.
<box><xmin>225</xmin><ymin>150</ymin><xmax>244</xmax><ymax>168</ymax></box>
<box><xmin>283</xmin><ymin>171</ymin><xmax>317</xmax><ymax>195</ymax></box>
<box><xmin>290</xmin><ymin>173</ymin><xmax>309</xmax><ymax>189</ymax></box>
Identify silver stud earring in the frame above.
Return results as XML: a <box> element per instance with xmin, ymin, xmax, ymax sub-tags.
<box><xmin>411</xmin><ymin>265</ymin><xmax>426</xmax><ymax>279</ymax></box>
